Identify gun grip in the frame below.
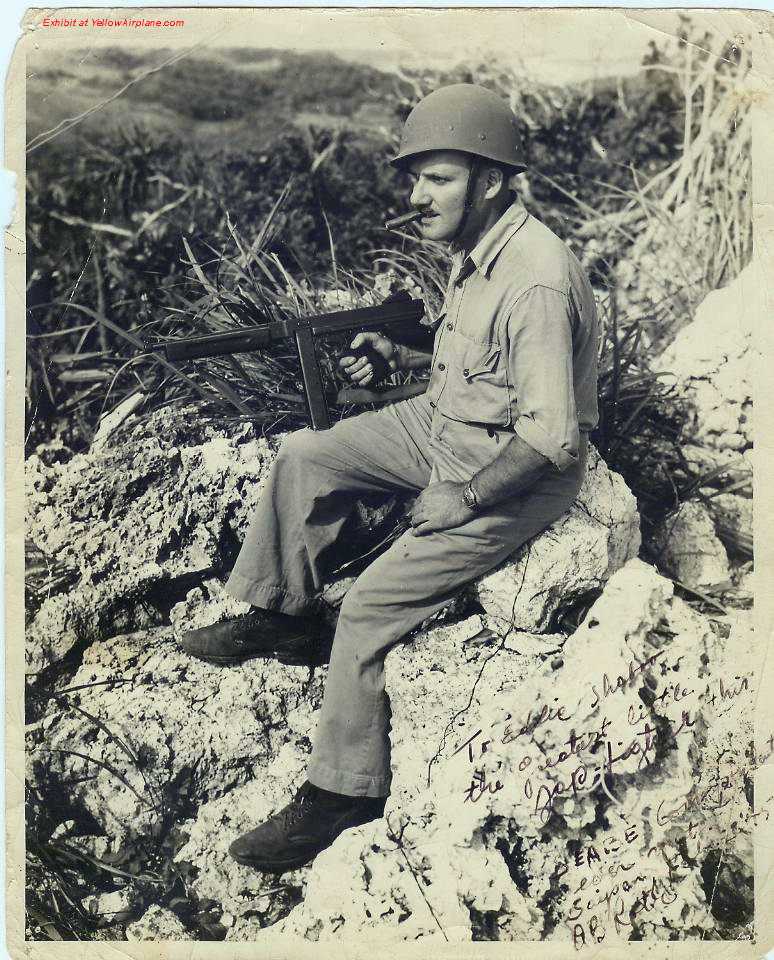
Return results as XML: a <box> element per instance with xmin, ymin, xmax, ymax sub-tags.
<box><xmin>349</xmin><ymin>343</ymin><xmax>391</xmax><ymax>386</ymax></box>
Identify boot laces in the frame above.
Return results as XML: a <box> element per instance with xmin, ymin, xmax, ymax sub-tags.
<box><xmin>282</xmin><ymin>782</ymin><xmax>318</xmax><ymax>829</ymax></box>
<box><xmin>229</xmin><ymin>612</ymin><xmax>262</xmax><ymax>646</ymax></box>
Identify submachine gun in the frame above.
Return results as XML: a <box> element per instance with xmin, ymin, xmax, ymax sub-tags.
<box><xmin>157</xmin><ymin>293</ymin><xmax>432</xmax><ymax>430</ymax></box>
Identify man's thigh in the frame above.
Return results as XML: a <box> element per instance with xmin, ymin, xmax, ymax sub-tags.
<box><xmin>293</xmin><ymin>394</ymin><xmax>435</xmax><ymax>494</ymax></box>
<box><xmin>340</xmin><ymin>448</ymin><xmax>586</xmax><ymax>640</ymax></box>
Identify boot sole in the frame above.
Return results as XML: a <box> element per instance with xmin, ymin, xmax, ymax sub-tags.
<box><xmin>229</xmin><ymin>849</ymin><xmax>317</xmax><ymax>872</ymax></box>
<box><xmin>187</xmin><ymin>650</ymin><xmax>330</xmax><ymax>667</ymax></box>
<box><xmin>182</xmin><ymin>634</ymin><xmax>331</xmax><ymax>666</ymax></box>
<box><xmin>230</xmin><ymin>808</ymin><xmax>385</xmax><ymax>873</ymax></box>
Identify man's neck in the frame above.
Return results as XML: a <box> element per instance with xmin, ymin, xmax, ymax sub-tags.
<box><xmin>452</xmin><ymin>197</ymin><xmax>513</xmax><ymax>258</ymax></box>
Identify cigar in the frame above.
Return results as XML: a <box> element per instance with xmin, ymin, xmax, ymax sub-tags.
<box><xmin>384</xmin><ymin>209</ymin><xmax>424</xmax><ymax>231</ymax></box>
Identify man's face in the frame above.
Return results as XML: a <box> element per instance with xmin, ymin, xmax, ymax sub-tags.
<box><xmin>406</xmin><ymin>151</ymin><xmax>473</xmax><ymax>243</ymax></box>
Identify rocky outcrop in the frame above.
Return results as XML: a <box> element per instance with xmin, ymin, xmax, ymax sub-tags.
<box><xmin>658</xmin><ymin>264</ymin><xmax>754</xmax><ymax>467</ymax></box>
<box><xmin>28</xmin><ymin>615</ymin><xmax>326</xmax><ymax>845</ymax></box>
<box><xmin>126</xmin><ymin>906</ymin><xmax>196</xmax><ymax>941</ymax></box>
<box><xmin>29</xmin><ymin>543</ymin><xmax>755</xmax><ymax>943</ymax></box>
<box><xmin>25</xmin><ymin>416</ymin><xmax>278</xmax><ymax>673</ymax></box>
<box><xmin>165</xmin><ymin>560</ymin><xmax>754</xmax><ymax>944</ymax></box>
<box><xmin>654</xmin><ymin>266</ymin><xmax>754</xmax><ymax>561</ymax></box>
<box><xmin>26</xmin><ymin>411</ymin><xmax>639</xmax><ymax>676</ymax></box>
<box><xmin>471</xmin><ymin>445</ymin><xmax>640</xmax><ymax>628</ymax></box>
<box><xmin>25</xmin><ymin>413</ymin><xmax>403</xmax><ymax>674</ymax></box>
<box><xmin>653</xmin><ymin>500</ymin><xmax>730</xmax><ymax>589</ymax></box>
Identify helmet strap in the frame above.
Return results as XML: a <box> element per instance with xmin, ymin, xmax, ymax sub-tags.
<box><xmin>449</xmin><ymin>155</ymin><xmax>481</xmax><ymax>247</ymax></box>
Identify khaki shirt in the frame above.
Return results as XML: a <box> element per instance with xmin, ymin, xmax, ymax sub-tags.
<box><xmin>425</xmin><ymin>201</ymin><xmax>599</xmax><ymax>472</ymax></box>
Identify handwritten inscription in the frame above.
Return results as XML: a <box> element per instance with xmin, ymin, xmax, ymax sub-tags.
<box><xmin>455</xmin><ymin>706</ymin><xmax>698</xmax><ymax>823</ymax></box>
<box><xmin>453</xmin><ymin>665</ymin><xmax>755</xmax><ymax>825</ymax></box>
<box><xmin>568</xmin><ymin>875</ymin><xmax>679</xmax><ymax>948</ymax></box>
<box><xmin>588</xmin><ymin>650</ymin><xmax>666</xmax><ymax>709</ymax></box>
<box><xmin>447</xmin><ymin>642</ymin><xmax>762</xmax><ymax>948</ymax></box>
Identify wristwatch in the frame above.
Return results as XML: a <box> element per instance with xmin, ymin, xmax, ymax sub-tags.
<box><xmin>462</xmin><ymin>479</ymin><xmax>480</xmax><ymax>513</ymax></box>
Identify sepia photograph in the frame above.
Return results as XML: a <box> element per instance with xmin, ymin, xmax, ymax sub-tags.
<box><xmin>9</xmin><ymin>6</ymin><xmax>772</xmax><ymax>952</ymax></box>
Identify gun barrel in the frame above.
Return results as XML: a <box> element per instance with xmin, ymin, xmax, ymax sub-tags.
<box><xmin>384</xmin><ymin>209</ymin><xmax>423</xmax><ymax>231</ymax></box>
<box><xmin>161</xmin><ymin>326</ymin><xmax>274</xmax><ymax>362</ymax></box>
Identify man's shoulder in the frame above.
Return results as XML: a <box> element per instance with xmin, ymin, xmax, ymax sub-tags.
<box><xmin>495</xmin><ymin>213</ymin><xmax>587</xmax><ymax>299</ymax></box>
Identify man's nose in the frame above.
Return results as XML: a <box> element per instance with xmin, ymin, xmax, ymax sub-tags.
<box><xmin>410</xmin><ymin>179</ymin><xmax>430</xmax><ymax>208</ymax></box>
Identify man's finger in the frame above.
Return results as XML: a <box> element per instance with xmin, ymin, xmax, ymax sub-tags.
<box><xmin>340</xmin><ymin>356</ymin><xmax>369</xmax><ymax>375</ymax></box>
<box><xmin>412</xmin><ymin>519</ymin><xmax>435</xmax><ymax>536</ymax></box>
<box><xmin>410</xmin><ymin>508</ymin><xmax>426</xmax><ymax>527</ymax></box>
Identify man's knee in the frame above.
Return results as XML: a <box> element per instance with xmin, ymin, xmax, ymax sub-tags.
<box><xmin>276</xmin><ymin>419</ymin><xmax>371</xmax><ymax>480</ymax></box>
<box><xmin>337</xmin><ymin>571</ymin><xmax>400</xmax><ymax>631</ymax></box>
<box><xmin>275</xmin><ymin>427</ymin><xmax>328</xmax><ymax>470</ymax></box>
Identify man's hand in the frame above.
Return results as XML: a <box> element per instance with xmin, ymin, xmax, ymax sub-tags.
<box><xmin>339</xmin><ymin>332</ymin><xmax>400</xmax><ymax>386</ymax></box>
<box><xmin>410</xmin><ymin>480</ymin><xmax>474</xmax><ymax>535</ymax></box>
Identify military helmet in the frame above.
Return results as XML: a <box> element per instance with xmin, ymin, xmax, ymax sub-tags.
<box><xmin>391</xmin><ymin>83</ymin><xmax>526</xmax><ymax>173</ymax></box>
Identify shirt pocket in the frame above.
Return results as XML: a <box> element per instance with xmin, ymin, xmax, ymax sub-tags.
<box><xmin>441</xmin><ymin>337</ymin><xmax>512</xmax><ymax>426</ymax></box>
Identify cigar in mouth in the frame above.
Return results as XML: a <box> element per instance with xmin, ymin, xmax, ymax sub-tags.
<box><xmin>384</xmin><ymin>209</ymin><xmax>424</xmax><ymax>231</ymax></box>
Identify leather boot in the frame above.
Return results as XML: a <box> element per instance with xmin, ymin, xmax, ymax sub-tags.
<box><xmin>228</xmin><ymin>781</ymin><xmax>387</xmax><ymax>873</ymax></box>
<box><xmin>179</xmin><ymin>610</ymin><xmax>331</xmax><ymax>666</ymax></box>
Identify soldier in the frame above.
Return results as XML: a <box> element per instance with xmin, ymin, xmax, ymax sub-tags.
<box><xmin>180</xmin><ymin>84</ymin><xmax>599</xmax><ymax>872</ymax></box>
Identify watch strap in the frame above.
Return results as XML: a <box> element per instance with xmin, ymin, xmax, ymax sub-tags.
<box><xmin>463</xmin><ymin>479</ymin><xmax>479</xmax><ymax>512</ymax></box>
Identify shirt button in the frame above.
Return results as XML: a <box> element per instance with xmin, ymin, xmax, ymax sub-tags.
<box><xmin>446</xmin><ymin>323</ymin><xmax>453</xmax><ymax>331</ymax></box>
<box><xmin>438</xmin><ymin>363</ymin><xmax>446</xmax><ymax>371</ymax></box>
<box><xmin>430</xmin><ymin>401</ymin><xmax>436</xmax><ymax>409</ymax></box>
<box><xmin>463</xmin><ymin>368</ymin><xmax>470</xmax><ymax>377</ymax></box>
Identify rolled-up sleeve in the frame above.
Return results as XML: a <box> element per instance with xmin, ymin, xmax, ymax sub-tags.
<box><xmin>506</xmin><ymin>285</ymin><xmax>579</xmax><ymax>471</ymax></box>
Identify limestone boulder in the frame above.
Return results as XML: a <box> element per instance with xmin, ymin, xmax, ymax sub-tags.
<box><xmin>125</xmin><ymin>906</ymin><xmax>196</xmax><ymax>941</ymax></box>
<box><xmin>706</xmin><ymin>491</ymin><xmax>753</xmax><ymax>559</ymax></box>
<box><xmin>653</xmin><ymin>500</ymin><xmax>730</xmax><ymax>589</ymax></box>
<box><xmin>276</xmin><ymin>561</ymin><xmax>753</xmax><ymax>943</ymax></box>
<box><xmin>26</xmin><ymin>412</ymin><xmax>279</xmax><ymax>673</ymax></box>
<box><xmin>471</xmin><ymin>444</ymin><xmax>640</xmax><ymax>628</ymax></box>
<box><xmin>28</xmin><ymin>618</ymin><xmax>326</xmax><ymax>845</ymax></box>
<box><xmin>658</xmin><ymin>264</ymin><xmax>754</xmax><ymax>463</ymax></box>
<box><xmin>171</xmin><ymin>560</ymin><xmax>754</xmax><ymax>949</ymax></box>
<box><xmin>175</xmin><ymin>560</ymin><xmax>754</xmax><ymax>944</ymax></box>
<box><xmin>654</xmin><ymin>266</ymin><xmax>756</xmax><ymax>566</ymax></box>
<box><xmin>25</xmin><ymin>409</ymin><xmax>405</xmax><ymax>674</ymax></box>
<box><xmin>32</xmin><ymin>553</ymin><xmax>754</xmax><ymax>943</ymax></box>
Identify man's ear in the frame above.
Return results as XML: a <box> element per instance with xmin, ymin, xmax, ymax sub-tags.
<box><xmin>482</xmin><ymin>164</ymin><xmax>507</xmax><ymax>200</ymax></box>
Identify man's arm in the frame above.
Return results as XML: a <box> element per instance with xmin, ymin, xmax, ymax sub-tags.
<box><xmin>409</xmin><ymin>433</ymin><xmax>549</xmax><ymax>535</ymax></box>
<box><xmin>470</xmin><ymin>432</ymin><xmax>549</xmax><ymax>506</ymax></box>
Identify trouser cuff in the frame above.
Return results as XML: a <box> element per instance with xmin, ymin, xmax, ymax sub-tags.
<box><xmin>307</xmin><ymin>758</ymin><xmax>391</xmax><ymax>799</ymax></box>
<box><xmin>224</xmin><ymin>573</ymin><xmax>320</xmax><ymax>617</ymax></box>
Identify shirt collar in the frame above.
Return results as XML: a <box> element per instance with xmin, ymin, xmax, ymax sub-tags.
<box><xmin>451</xmin><ymin>201</ymin><xmax>529</xmax><ymax>283</ymax></box>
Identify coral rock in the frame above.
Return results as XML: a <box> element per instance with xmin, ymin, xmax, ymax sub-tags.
<box><xmin>471</xmin><ymin>445</ymin><xmax>640</xmax><ymax>629</ymax></box>
<box><xmin>28</xmin><ymin>627</ymin><xmax>325</xmax><ymax>843</ymax></box>
<box><xmin>26</xmin><ymin>413</ymin><xmax>279</xmax><ymax>673</ymax></box>
<box><xmin>125</xmin><ymin>905</ymin><xmax>195</xmax><ymax>941</ymax></box>
<box><xmin>658</xmin><ymin>263</ymin><xmax>754</xmax><ymax>464</ymax></box>
<box><xmin>267</xmin><ymin>559</ymin><xmax>754</xmax><ymax>943</ymax></box>
<box><xmin>653</xmin><ymin>500</ymin><xmax>730</xmax><ymax>589</ymax></box>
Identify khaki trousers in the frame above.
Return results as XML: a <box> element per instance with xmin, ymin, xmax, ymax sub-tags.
<box><xmin>225</xmin><ymin>394</ymin><xmax>587</xmax><ymax>797</ymax></box>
